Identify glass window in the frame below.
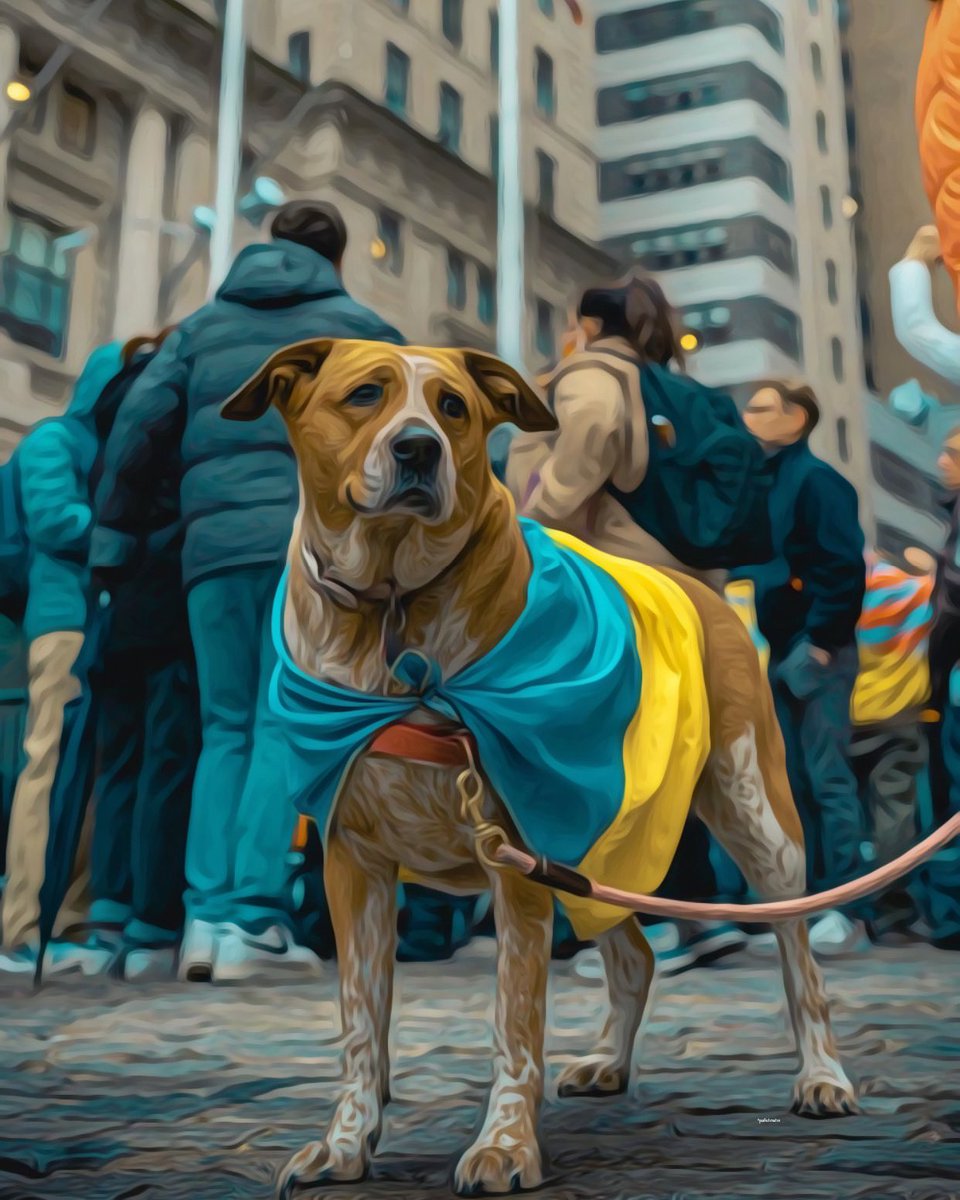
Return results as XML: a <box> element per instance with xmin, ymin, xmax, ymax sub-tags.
<box><xmin>600</xmin><ymin>137</ymin><xmax>792</xmax><ymax>203</ymax></box>
<box><xmin>385</xmin><ymin>44</ymin><xmax>410</xmax><ymax>116</ymax></box>
<box><xmin>811</xmin><ymin>42</ymin><xmax>823</xmax><ymax>81</ymax></box>
<box><xmin>871</xmin><ymin>447</ymin><xmax>940</xmax><ymax>512</ymax></box>
<box><xmin>538</xmin><ymin>0</ymin><xmax>555</xmax><ymax>14</ymax></box>
<box><xmin>826</xmin><ymin>259</ymin><xmax>838</xmax><ymax>303</ymax></box>
<box><xmin>820</xmin><ymin>185</ymin><xmax>833</xmax><ymax>228</ymax></box>
<box><xmin>377</xmin><ymin>210</ymin><xmax>403</xmax><ymax>275</ymax></box>
<box><xmin>537</xmin><ymin>150</ymin><xmax>556</xmax><ymax>216</ymax></box>
<box><xmin>447</xmin><ymin>249</ymin><xmax>466</xmax><ymax>310</ymax></box>
<box><xmin>0</xmin><ymin>211</ymin><xmax>72</xmax><ymax>357</ymax></box>
<box><xmin>536</xmin><ymin>300</ymin><xmax>554</xmax><ymax>357</ymax></box>
<box><xmin>490</xmin><ymin>9</ymin><xmax>499</xmax><ymax>76</ymax></box>
<box><xmin>837</xmin><ymin>418</ymin><xmax>849</xmax><ymax>464</ymax></box>
<box><xmin>478</xmin><ymin>265</ymin><xmax>496</xmax><ymax>325</ymax></box>
<box><xmin>536</xmin><ymin>50</ymin><xmax>555</xmax><ymax>118</ymax></box>
<box><xmin>391</xmin><ymin>0</ymin><xmax>410</xmax><ymax>10</ymax></box>
<box><xmin>808</xmin><ymin>0</ymin><xmax>818</xmax><ymax>11</ymax></box>
<box><xmin>288</xmin><ymin>31</ymin><xmax>311</xmax><ymax>83</ymax></box>
<box><xmin>597</xmin><ymin>61</ymin><xmax>788</xmax><ymax>128</ymax></box>
<box><xmin>816</xmin><ymin>110</ymin><xmax>828</xmax><ymax>153</ymax></box>
<box><xmin>438</xmin><ymin>83</ymin><xmax>463</xmax><ymax>153</ymax></box>
<box><xmin>489</xmin><ymin>114</ymin><xmax>500</xmax><ymax>180</ymax></box>
<box><xmin>831</xmin><ymin>336</ymin><xmax>844</xmax><ymax>381</ymax></box>
<box><xmin>58</xmin><ymin>82</ymin><xmax>96</xmax><ymax>156</ymax></box>
<box><xmin>678</xmin><ymin>295</ymin><xmax>801</xmax><ymax>358</ymax></box>
<box><xmin>596</xmin><ymin>0</ymin><xmax>784</xmax><ymax>56</ymax></box>
<box><xmin>442</xmin><ymin>0</ymin><xmax>463</xmax><ymax>48</ymax></box>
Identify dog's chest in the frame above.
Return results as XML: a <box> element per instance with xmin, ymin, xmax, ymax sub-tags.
<box><xmin>337</xmin><ymin>753</ymin><xmax>482</xmax><ymax>875</ymax></box>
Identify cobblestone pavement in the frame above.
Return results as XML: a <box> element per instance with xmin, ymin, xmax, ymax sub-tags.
<box><xmin>0</xmin><ymin>938</ymin><xmax>958</xmax><ymax>1200</ymax></box>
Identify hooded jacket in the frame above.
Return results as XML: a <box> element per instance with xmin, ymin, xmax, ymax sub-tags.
<box><xmin>93</xmin><ymin>241</ymin><xmax>404</xmax><ymax>589</ymax></box>
<box><xmin>1</xmin><ymin>344</ymin><xmax>124</xmax><ymax>640</ymax></box>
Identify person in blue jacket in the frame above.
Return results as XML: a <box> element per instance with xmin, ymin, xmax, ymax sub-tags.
<box><xmin>738</xmin><ymin>379</ymin><xmax>868</xmax><ymax>957</ymax></box>
<box><xmin>0</xmin><ymin>343</ymin><xmax>124</xmax><ymax>973</ymax></box>
<box><xmin>93</xmin><ymin>201</ymin><xmax>404</xmax><ymax>983</ymax></box>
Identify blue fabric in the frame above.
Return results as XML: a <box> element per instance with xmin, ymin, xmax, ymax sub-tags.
<box><xmin>94</xmin><ymin>242</ymin><xmax>404</xmax><ymax>590</ymax></box>
<box><xmin>739</xmin><ymin>440</ymin><xmax>865</xmax><ymax>658</ymax></box>
<box><xmin>271</xmin><ymin>521</ymin><xmax>642</xmax><ymax>866</ymax></box>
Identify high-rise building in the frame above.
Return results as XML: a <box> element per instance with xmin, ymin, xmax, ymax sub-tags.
<box><xmin>0</xmin><ymin>0</ymin><xmax>607</xmax><ymax>456</ymax></box>
<box><xmin>591</xmin><ymin>0</ymin><xmax>871</xmax><ymax>513</ymax></box>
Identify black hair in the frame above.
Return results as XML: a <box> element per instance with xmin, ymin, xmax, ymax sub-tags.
<box><xmin>578</xmin><ymin>270</ymin><xmax>683</xmax><ymax>368</ymax></box>
<box><xmin>270</xmin><ymin>200</ymin><xmax>348</xmax><ymax>263</ymax></box>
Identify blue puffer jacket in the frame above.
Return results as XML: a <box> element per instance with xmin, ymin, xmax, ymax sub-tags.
<box><xmin>1</xmin><ymin>344</ymin><xmax>124</xmax><ymax>641</ymax></box>
<box><xmin>93</xmin><ymin>242</ymin><xmax>405</xmax><ymax>590</ymax></box>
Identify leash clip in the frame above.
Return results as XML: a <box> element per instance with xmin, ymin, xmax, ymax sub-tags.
<box><xmin>455</xmin><ymin>739</ymin><xmax>508</xmax><ymax>872</ymax></box>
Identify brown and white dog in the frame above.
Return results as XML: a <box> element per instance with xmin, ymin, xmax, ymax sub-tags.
<box><xmin>223</xmin><ymin>339</ymin><xmax>858</xmax><ymax>1198</ymax></box>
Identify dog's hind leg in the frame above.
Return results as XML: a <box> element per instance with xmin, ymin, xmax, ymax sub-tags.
<box><xmin>276</xmin><ymin>831</ymin><xmax>398</xmax><ymax>1199</ymax></box>
<box><xmin>454</xmin><ymin>865</ymin><xmax>553</xmax><ymax>1196</ymax></box>
<box><xmin>695</xmin><ymin>723</ymin><xmax>859</xmax><ymax>1119</ymax></box>
<box><xmin>555</xmin><ymin>917</ymin><xmax>654</xmax><ymax>1097</ymax></box>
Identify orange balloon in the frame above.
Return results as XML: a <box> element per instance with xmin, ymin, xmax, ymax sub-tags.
<box><xmin>917</xmin><ymin>0</ymin><xmax>960</xmax><ymax>310</ymax></box>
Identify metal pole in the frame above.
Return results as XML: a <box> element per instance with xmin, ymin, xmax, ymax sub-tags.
<box><xmin>497</xmin><ymin>0</ymin><xmax>525</xmax><ymax>371</ymax></box>
<box><xmin>208</xmin><ymin>0</ymin><xmax>246</xmax><ymax>296</ymax></box>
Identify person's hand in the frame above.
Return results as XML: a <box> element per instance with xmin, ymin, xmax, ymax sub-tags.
<box><xmin>904</xmin><ymin>224</ymin><xmax>943</xmax><ymax>267</ymax></box>
<box><xmin>809</xmin><ymin>645</ymin><xmax>832</xmax><ymax>667</ymax></box>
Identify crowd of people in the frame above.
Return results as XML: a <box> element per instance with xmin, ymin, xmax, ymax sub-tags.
<box><xmin>0</xmin><ymin>199</ymin><xmax>958</xmax><ymax>983</ymax></box>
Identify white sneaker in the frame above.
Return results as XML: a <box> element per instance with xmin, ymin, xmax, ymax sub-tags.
<box><xmin>177</xmin><ymin>918</ymin><xmax>220</xmax><ymax>982</ymax></box>
<box><xmin>43</xmin><ymin>936</ymin><xmax>117</xmax><ymax>978</ymax></box>
<box><xmin>212</xmin><ymin>924</ymin><xmax>323</xmax><ymax>984</ymax></box>
<box><xmin>123</xmin><ymin>945</ymin><xmax>177</xmax><ymax>982</ymax></box>
<box><xmin>0</xmin><ymin>945</ymin><xmax>39</xmax><ymax>976</ymax></box>
<box><xmin>808</xmin><ymin>911</ymin><xmax>869</xmax><ymax>958</ymax></box>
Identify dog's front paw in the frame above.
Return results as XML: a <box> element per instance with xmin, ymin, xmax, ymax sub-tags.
<box><xmin>556</xmin><ymin>1054</ymin><xmax>629</xmax><ymax>1098</ymax></box>
<box><xmin>454</xmin><ymin>1136</ymin><xmax>543</xmax><ymax>1195</ymax></box>
<box><xmin>275</xmin><ymin>1137</ymin><xmax>369</xmax><ymax>1198</ymax></box>
<box><xmin>791</xmin><ymin>1074</ymin><xmax>860</xmax><ymax>1118</ymax></box>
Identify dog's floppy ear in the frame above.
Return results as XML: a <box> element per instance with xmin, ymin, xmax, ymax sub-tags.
<box><xmin>221</xmin><ymin>338</ymin><xmax>336</xmax><ymax>422</ymax></box>
<box><xmin>462</xmin><ymin>350</ymin><xmax>557</xmax><ymax>433</ymax></box>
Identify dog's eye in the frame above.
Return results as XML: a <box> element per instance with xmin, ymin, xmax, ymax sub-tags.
<box><xmin>344</xmin><ymin>383</ymin><xmax>384</xmax><ymax>407</ymax></box>
<box><xmin>439</xmin><ymin>392</ymin><xmax>467</xmax><ymax>420</ymax></box>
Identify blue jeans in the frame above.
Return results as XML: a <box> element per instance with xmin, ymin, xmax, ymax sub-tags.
<box><xmin>89</xmin><ymin>649</ymin><xmax>199</xmax><ymax>944</ymax></box>
<box><xmin>769</xmin><ymin>642</ymin><xmax>867</xmax><ymax>899</ymax></box>
<box><xmin>185</xmin><ymin>566</ymin><xmax>298</xmax><ymax>932</ymax></box>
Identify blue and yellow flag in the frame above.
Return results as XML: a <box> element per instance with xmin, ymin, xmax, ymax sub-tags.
<box><xmin>270</xmin><ymin>520</ymin><xmax>710</xmax><ymax>938</ymax></box>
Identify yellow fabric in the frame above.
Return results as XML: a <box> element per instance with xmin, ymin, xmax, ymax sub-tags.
<box><xmin>851</xmin><ymin>649</ymin><xmax>931</xmax><ymax>726</ymax></box>
<box><xmin>545</xmin><ymin>529</ymin><xmax>712</xmax><ymax>938</ymax></box>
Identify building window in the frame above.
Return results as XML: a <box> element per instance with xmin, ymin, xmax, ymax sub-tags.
<box><xmin>447</xmin><ymin>249</ymin><xmax>466</xmax><ymax>310</ymax></box>
<box><xmin>535</xmin><ymin>50</ymin><xmax>555</xmax><ymax>119</ymax></box>
<box><xmin>442</xmin><ymin>0</ymin><xmax>464</xmax><ymax>48</ymax></box>
<box><xmin>438</xmin><ymin>83</ymin><xmax>463</xmax><ymax>153</ymax></box>
<box><xmin>615</xmin><ymin>216</ymin><xmax>797</xmax><ymax>277</ymax></box>
<box><xmin>385</xmin><ymin>44</ymin><xmax>410</xmax><ymax>117</ymax></box>
<box><xmin>820</xmin><ymin>185</ymin><xmax>833</xmax><ymax>229</ymax></box>
<box><xmin>538</xmin><ymin>0</ymin><xmax>555</xmax><ymax>14</ymax></box>
<box><xmin>478</xmin><ymin>265</ymin><xmax>496</xmax><ymax>325</ymax></box>
<box><xmin>288</xmin><ymin>31</ymin><xmax>311</xmax><ymax>82</ymax></box>
<box><xmin>871</xmin><ymin>446</ymin><xmax>940</xmax><ymax>512</ymax></box>
<box><xmin>536</xmin><ymin>300</ymin><xmax>555</xmax><ymax>357</ymax></box>
<box><xmin>831</xmin><ymin>336</ymin><xmax>844</xmax><ymax>381</ymax></box>
<box><xmin>391</xmin><ymin>0</ymin><xmax>410</xmax><ymax>10</ymax></box>
<box><xmin>600</xmin><ymin>137</ymin><xmax>792</xmax><ymax>204</ymax></box>
<box><xmin>490</xmin><ymin>9</ymin><xmax>499</xmax><ymax>76</ymax></box>
<box><xmin>537</xmin><ymin>150</ymin><xmax>556</xmax><ymax>216</ymax></box>
<box><xmin>377</xmin><ymin>210</ymin><xmax>403</xmax><ymax>275</ymax></box>
<box><xmin>826</xmin><ymin>258</ymin><xmax>838</xmax><ymax>303</ymax></box>
<box><xmin>58</xmin><ymin>82</ymin><xmax>96</xmax><ymax>156</ymax></box>
<box><xmin>680</xmin><ymin>296</ymin><xmax>801</xmax><ymax>359</ymax></box>
<box><xmin>816</xmin><ymin>110</ymin><xmax>828</xmax><ymax>153</ymax></box>
<box><xmin>0</xmin><ymin>211</ymin><xmax>72</xmax><ymax>357</ymax></box>
<box><xmin>489</xmin><ymin>115</ymin><xmax>500</xmax><ymax>183</ymax></box>
<box><xmin>597</xmin><ymin>62</ymin><xmax>788</xmax><ymax>128</ymax></box>
<box><xmin>811</xmin><ymin>42</ymin><xmax>823</xmax><ymax>81</ymax></box>
<box><xmin>596</xmin><ymin>0</ymin><xmax>784</xmax><ymax>56</ymax></box>
<box><xmin>837</xmin><ymin>418</ymin><xmax>849</xmax><ymax>463</ymax></box>
<box><xmin>808</xmin><ymin>0</ymin><xmax>819</xmax><ymax>12</ymax></box>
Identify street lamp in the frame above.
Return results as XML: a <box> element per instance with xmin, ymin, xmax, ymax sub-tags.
<box><xmin>208</xmin><ymin>0</ymin><xmax>246</xmax><ymax>296</ymax></box>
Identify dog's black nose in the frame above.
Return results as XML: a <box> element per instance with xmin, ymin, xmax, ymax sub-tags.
<box><xmin>391</xmin><ymin>427</ymin><xmax>442</xmax><ymax>475</ymax></box>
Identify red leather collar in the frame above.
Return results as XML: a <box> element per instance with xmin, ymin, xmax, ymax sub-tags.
<box><xmin>369</xmin><ymin>722</ymin><xmax>475</xmax><ymax>768</ymax></box>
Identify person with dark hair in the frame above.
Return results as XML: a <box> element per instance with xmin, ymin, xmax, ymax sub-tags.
<box><xmin>93</xmin><ymin>201</ymin><xmax>404</xmax><ymax>982</ymax></box>
<box><xmin>738</xmin><ymin>379</ymin><xmax>869</xmax><ymax>956</ymax></box>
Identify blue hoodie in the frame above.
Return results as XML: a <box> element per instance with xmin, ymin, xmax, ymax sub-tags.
<box><xmin>93</xmin><ymin>242</ymin><xmax>404</xmax><ymax>589</ymax></box>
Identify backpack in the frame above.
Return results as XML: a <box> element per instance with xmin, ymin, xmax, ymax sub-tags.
<box><xmin>606</xmin><ymin>362</ymin><xmax>773</xmax><ymax>570</ymax></box>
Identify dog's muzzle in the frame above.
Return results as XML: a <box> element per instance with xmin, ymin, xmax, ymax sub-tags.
<box><xmin>384</xmin><ymin>425</ymin><xmax>444</xmax><ymax>517</ymax></box>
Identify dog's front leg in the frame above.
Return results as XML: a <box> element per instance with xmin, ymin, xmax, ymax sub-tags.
<box><xmin>276</xmin><ymin>831</ymin><xmax>397</xmax><ymax>1199</ymax></box>
<box><xmin>455</xmin><ymin>868</ymin><xmax>552</xmax><ymax>1195</ymax></box>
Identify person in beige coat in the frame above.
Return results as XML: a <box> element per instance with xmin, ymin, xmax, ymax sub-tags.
<box><xmin>507</xmin><ymin>275</ymin><xmax>723</xmax><ymax>591</ymax></box>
